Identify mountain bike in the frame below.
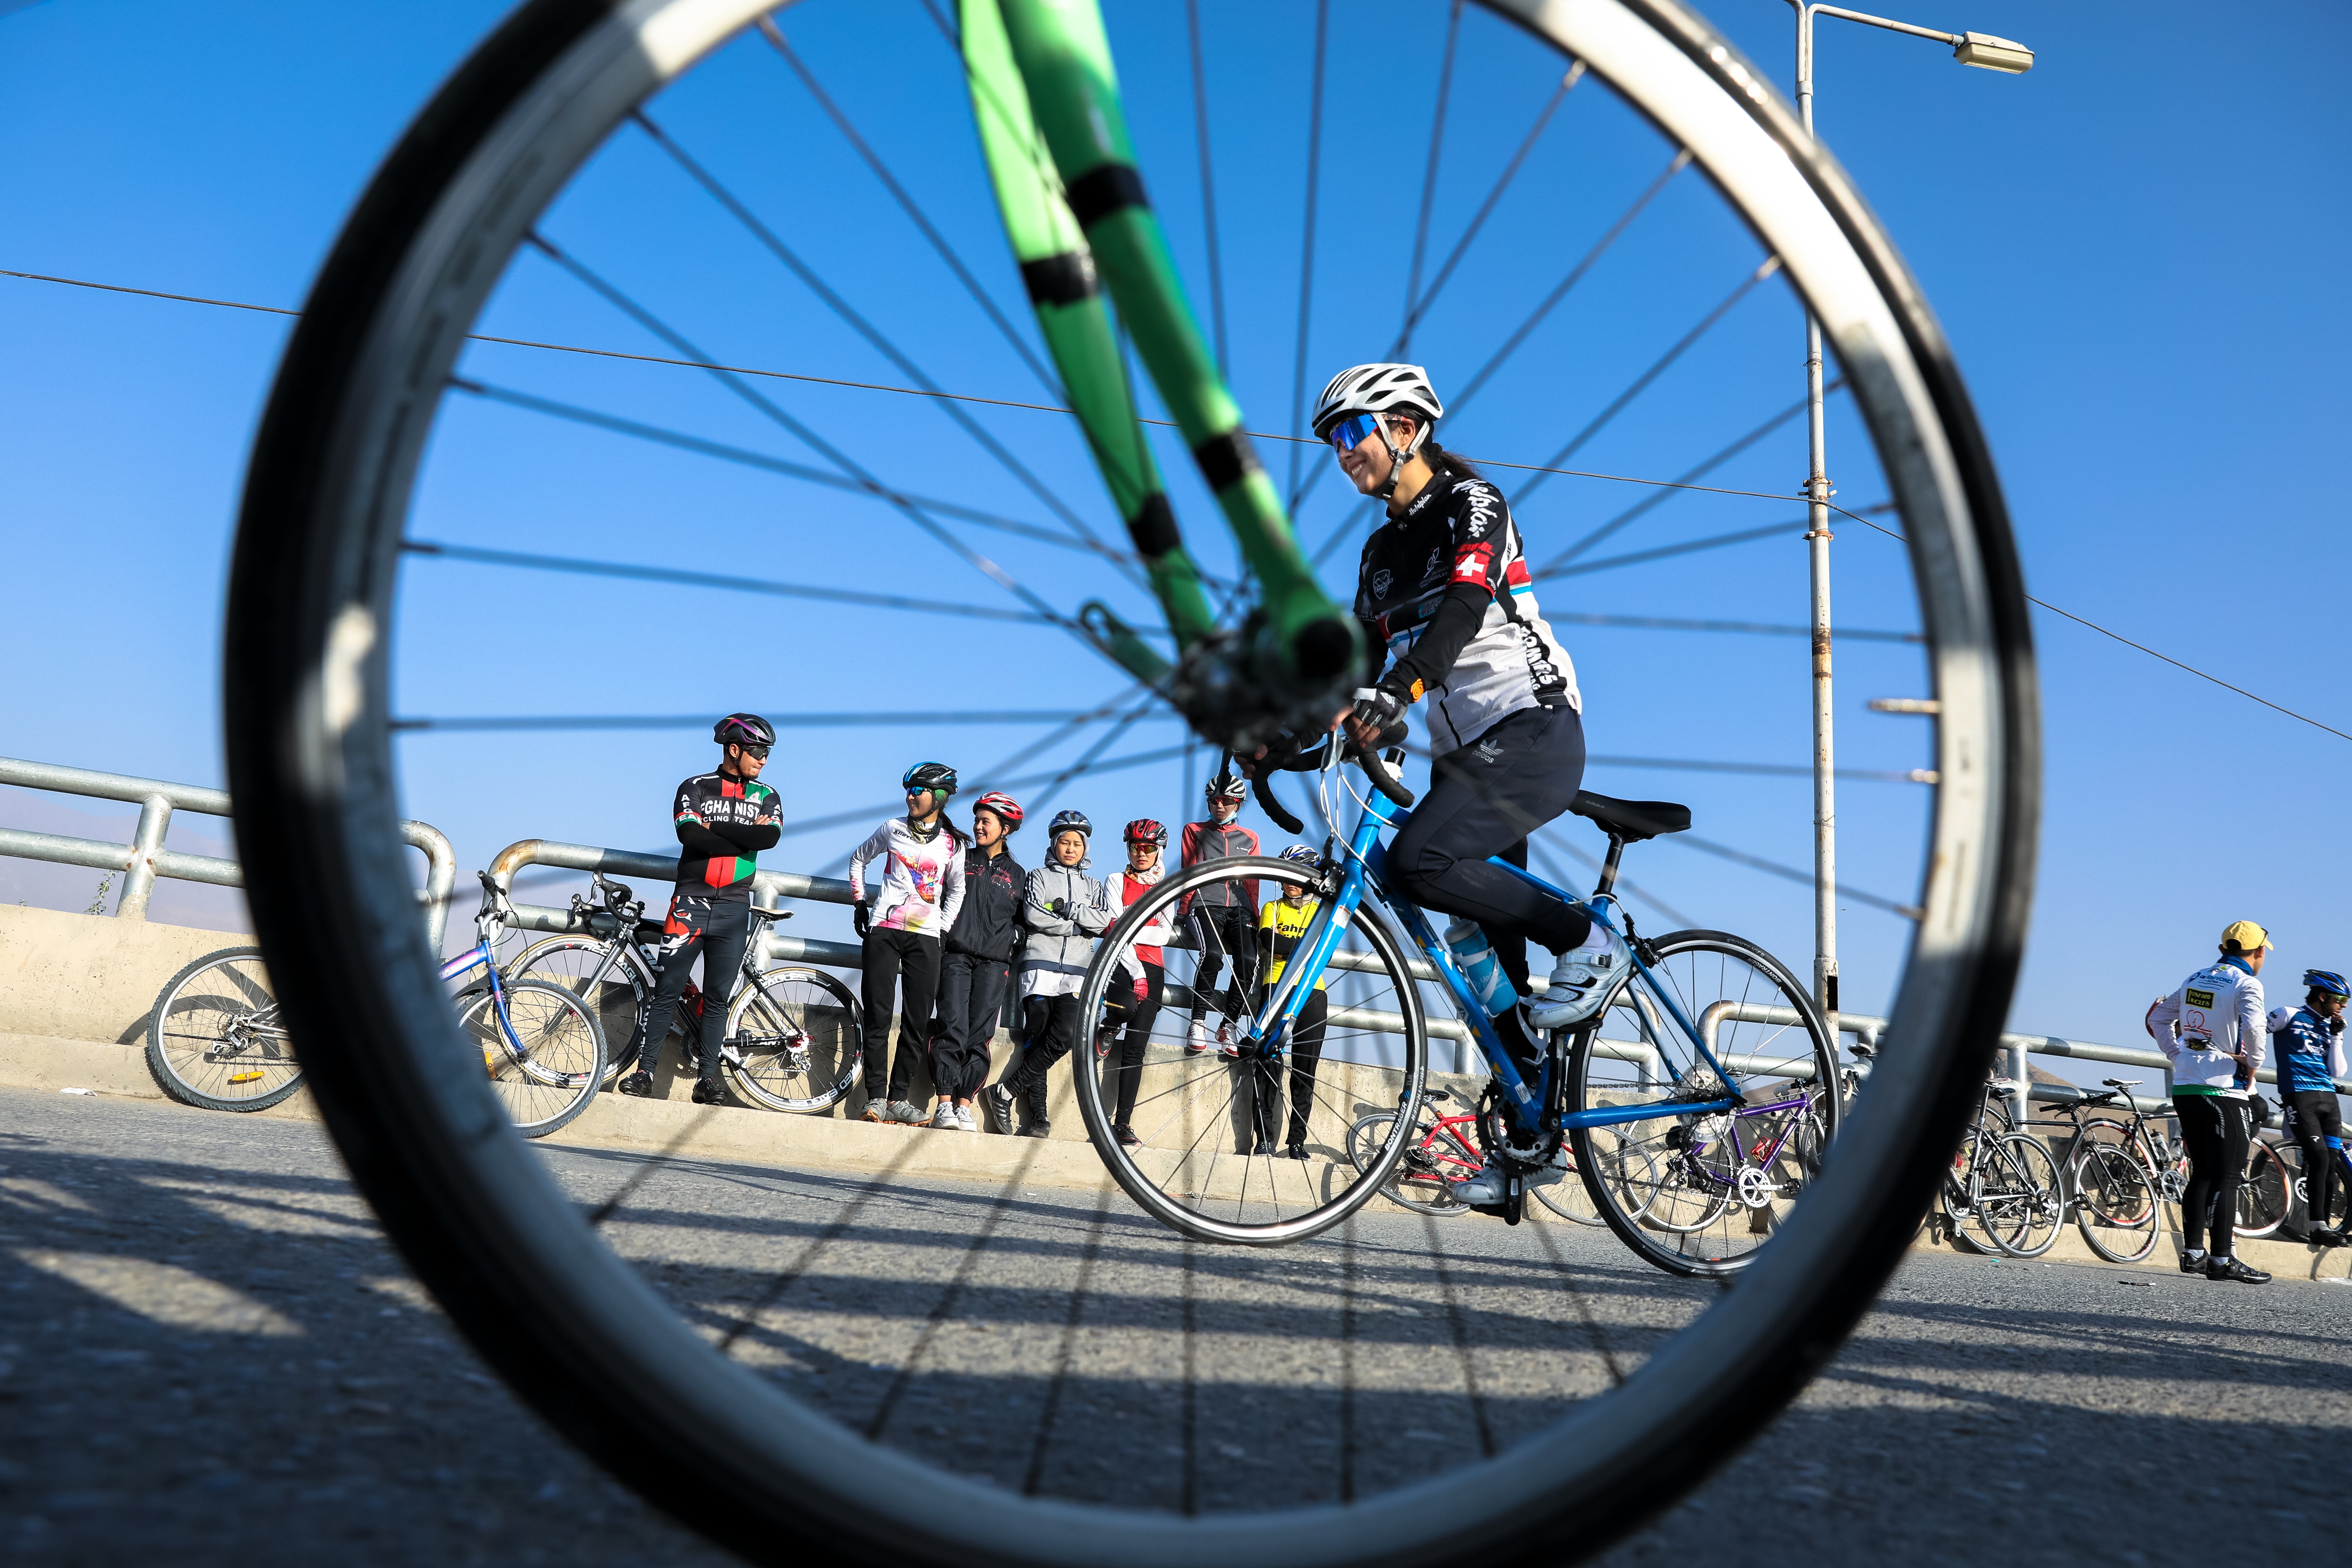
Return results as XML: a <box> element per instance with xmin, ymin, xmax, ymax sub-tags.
<box><xmin>222</xmin><ymin>0</ymin><xmax>2035</xmax><ymax>1560</ymax></box>
<box><xmin>506</xmin><ymin>873</ymin><xmax>862</xmax><ymax>1113</ymax></box>
<box><xmin>1075</xmin><ymin>744</ymin><xmax>1839</xmax><ymax>1273</ymax></box>
<box><xmin>439</xmin><ymin>872</ymin><xmax>606</xmax><ymax>1137</ymax></box>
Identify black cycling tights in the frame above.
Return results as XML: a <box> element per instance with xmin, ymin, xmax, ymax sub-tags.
<box><xmin>2290</xmin><ymin>1091</ymin><xmax>2344</xmax><ymax>1232</ymax></box>
<box><xmin>2174</xmin><ymin>1093</ymin><xmax>2250</xmax><ymax>1256</ymax></box>
<box><xmin>1389</xmin><ymin>704</ymin><xmax>1592</xmax><ymax>990</ymax></box>
<box><xmin>629</xmin><ymin>893</ymin><xmax>748</xmax><ymax>1088</ymax></box>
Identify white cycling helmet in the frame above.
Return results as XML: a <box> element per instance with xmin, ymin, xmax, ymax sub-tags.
<box><xmin>1311</xmin><ymin>363</ymin><xmax>1444</xmax><ymax>438</ymax></box>
<box><xmin>1311</xmin><ymin>363</ymin><xmax>1444</xmax><ymax>499</ymax></box>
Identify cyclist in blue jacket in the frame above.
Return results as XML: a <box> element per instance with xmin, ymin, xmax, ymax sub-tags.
<box><xmin>2269</xmin><ymin>968</ymin><xmax>2351</xmax><ymax>1245</ymax></box>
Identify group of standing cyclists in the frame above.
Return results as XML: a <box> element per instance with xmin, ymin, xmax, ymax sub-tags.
<box><xmin>2149</xmin><ymin>919</ymin><xmax>2352</xmax><ymax>1283</ymax></box>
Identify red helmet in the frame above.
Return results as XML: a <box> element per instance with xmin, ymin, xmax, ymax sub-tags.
<box><xmin>1124</xmin><ymin>818</ymin><xmax>1167</xmax><ymax>847</ymax></box>
<box><xmin>972</xmin><ymin>792</ymin><xmax>1025</xmax><ymax>831</ymax></box>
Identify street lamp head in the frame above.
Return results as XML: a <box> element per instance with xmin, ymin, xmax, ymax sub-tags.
<box><xmin>1952</xmin><ymin>31</ymin><xmax>2033</xmax><ymax>73</ymax></box>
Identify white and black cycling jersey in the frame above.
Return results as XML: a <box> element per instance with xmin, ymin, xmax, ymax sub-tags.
<box><xmin>2148</xmin><ymin>957</ymin><xmax>2267</xmax><ymax>1097</ymax></box>
<box><xmin>1353</xmin><ymin>468</ymin><xmax>1579</xmax><ymax>758</ymax></box>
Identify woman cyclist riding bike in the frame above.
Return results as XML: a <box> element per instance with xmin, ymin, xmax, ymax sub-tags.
<box><xmin>1259</xmin><ymin>362</ymin><xmax>1626</xmax><ymax>1206</ymax></box>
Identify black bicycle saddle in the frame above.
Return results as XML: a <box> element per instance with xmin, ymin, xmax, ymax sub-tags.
<box><xmin>1569</xmin><ymin>791</ymin><xmax>1692</xmax><ymax>843</ymax></box>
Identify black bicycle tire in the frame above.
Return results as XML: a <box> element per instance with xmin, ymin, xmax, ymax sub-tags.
<box><xmin>1977</xmin><ymin>1133</ymin><xmax>2062</xmax><ymax>1259</ymax></box>
<box><xmin>506</xmin><ymin>932</ymin><xmax>657</xmax><ymax>1083</ymax></box>
<box><xmin>2072</xmin><ymin>1139</ymin><xmax>2161</xmax><ymax>1265</ymax></box>
<box><xmin>218</xmin><ymin>0</ymin><xmax>2037</xmax><ymax>1560</ymax></box>
<box><xmin>718</xmin><ymin>966</ymin><xmax>861</xmax><ymax>1114</ymax></box>
<box><xmin>1070</xmin><ymin>855</ymin><xmax>1429</xmax><ymax>1246</ymax></box>
<box><xmin>2236</xmin><ymin>1140</ymin><xmax>2290</xmax><ymax>1241</ymax></box>
<box><xmin>144</xmin><ymin>947</ymin><xmax>306</xmax><ymax>1113</ymax></box>
<box><xmin>463</xmin><ymin>979</ymin><xmax>605</xmax><ymax>1138</ymax></box>
<box><xmin>1567</xmin><ymin>929</ymin><xmax>1838</xmax><ymax>1279</ymax></box>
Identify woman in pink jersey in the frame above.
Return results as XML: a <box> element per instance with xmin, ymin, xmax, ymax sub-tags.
<box><xmin>1098</xmin><ymin>820</ymin><xmax>1174</xmax><ymax>1148</ymax></box>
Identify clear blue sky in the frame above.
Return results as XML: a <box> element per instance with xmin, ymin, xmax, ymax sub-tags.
<box><xmin>2</xmin><ymin>0</ymin><xmax>2345</xmax><ymax>1059</ymax></box>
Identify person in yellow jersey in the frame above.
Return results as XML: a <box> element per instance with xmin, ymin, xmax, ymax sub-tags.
<box><xmin>1249</xmin><ymin>846</ymin><xmax>1332</xmax><ymax>1161</ymax></box>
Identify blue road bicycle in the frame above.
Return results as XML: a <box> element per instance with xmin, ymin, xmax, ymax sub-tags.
<box><xmin>1074</xmin><ymin>746</ymin><xmax>1838</xmax><ymax>1275</ymax></box>
<box><xmin>439</xmin><ymin>870</ymin><xmax>607</xmax><ymax>1138</ymax></box>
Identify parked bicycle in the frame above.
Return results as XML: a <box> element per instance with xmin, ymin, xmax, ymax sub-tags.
<box><xmin>146</xmin><ymin>947</ymin><xmax>301</xmax><ymax>1112</ymax></box>
<box><xmin>1076</xmin><ymin>744</ymin><xmax>1838</xmax><ymax>1275</ymax></box>
<box><xmin>438</xmin><ymin>872</ymin><xmax>605</xmax><ymax>1137</ymax></box>
<box><xmin>507</xmin><ymin>873</ymin><xmax>861</xmax><ymax>1113</ymax></box>
<box><xmin>1346</xmin><ymin>1087</ymin><xmax>1619</xmax><ymax>1225</ymax></box>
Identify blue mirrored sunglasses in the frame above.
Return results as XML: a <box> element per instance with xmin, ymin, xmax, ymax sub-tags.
<box><xmin>1326</xmin><ymin>412</ymin><xmax>1386</xmax><ymax>454</ymax></box>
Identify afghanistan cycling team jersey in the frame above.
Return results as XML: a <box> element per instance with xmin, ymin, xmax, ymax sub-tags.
<box><xmin>1353</xmin><ymin>468</ymin><xmax>1579</xmax><ymax>758</ymax></box>
<box><xmin>671</xmin><ymin>770</ymin><xmax>782</xmax><ymax>902</ymax></box>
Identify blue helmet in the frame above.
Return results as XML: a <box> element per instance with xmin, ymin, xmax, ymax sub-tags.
<box><xmin>1047</xmin><ymin>810</ymin><xmax>1092</xmax><ymax>839</ymax></box>
<box><xmin>2306</xmin><ymin>969</ymin><xmax>2349</xmax><ymax>999</ymax></box>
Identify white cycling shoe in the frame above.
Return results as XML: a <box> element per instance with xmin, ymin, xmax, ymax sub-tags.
<box><xmin>1528</xmin><ymin>927</ymin><xmax>1632</xmax><ymax>1029</ymax></box>
<box><xmin>1451</xmin><ymin>1147</ymin><xmax>1570</xmax><ymax>1207</ymax></box>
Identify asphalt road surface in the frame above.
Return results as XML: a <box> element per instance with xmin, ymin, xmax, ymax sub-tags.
<box><xmin>3</xmin><ymin>1085</ymin><xmax>2346</xmax><ymax>1565</ymax></box>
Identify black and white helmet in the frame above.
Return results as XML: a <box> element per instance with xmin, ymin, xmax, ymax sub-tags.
<box><xmin>1310</xmin><ymin>363</ymin><xmax>1444</xmax><ymax>442</ymax></box>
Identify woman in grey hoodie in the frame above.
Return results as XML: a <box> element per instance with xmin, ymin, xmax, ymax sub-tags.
<box><xmin>985</xmin><ymin>811</ymin><xmax>1113</xmax><ymax>1136</ymax></box>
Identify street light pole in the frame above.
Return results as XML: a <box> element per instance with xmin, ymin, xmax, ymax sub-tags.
<box><xmin>1778</xmin><ymin>2</ymin><xmax>2030</xmax><ymax>1038</ymax></box>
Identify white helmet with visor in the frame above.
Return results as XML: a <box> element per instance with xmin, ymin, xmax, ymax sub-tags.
<box><xmin>1311</xmin><ymin>364</ymin><xmax>1444</xmax><ymax>500</ymax></box>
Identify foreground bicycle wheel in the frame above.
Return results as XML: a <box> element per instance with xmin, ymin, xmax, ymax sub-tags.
<box><xmin>145</xmin><ymin>948</ymin><xmax>303</xmax><ymax>1112</ymax></box>
<box><xmin>1567</xmin><ymin>930</ymin><xmax>1838</xmax><ymax>1278</ymax></box>
<box><xmin>223</xmin><ymin>0</ymin><xmax>2035</xmax><ymax>1560</ymax></box>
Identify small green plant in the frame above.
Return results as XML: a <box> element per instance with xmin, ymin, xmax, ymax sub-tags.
<box><xmin>86</xmin><ymin>872</ymin><xmax>115</xmax><ymax>917</ymax></box>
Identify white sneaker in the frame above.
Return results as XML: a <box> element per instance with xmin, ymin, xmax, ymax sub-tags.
<box><xmin>930</xmin><ymin>1102</ymin><xmax>959</xmax><ymax>1130</ymax></box>
<box><xmin>955</xmin><ymin>1104</ymin><xmax>979</xmax><ymax>1133</ymax></box>
<box><xmin>1451</xmin><ymin>1164</ymin><xmax>1506</xmax><ymax>1205</ymax></box>
<box><xmin>1529</xmin><ymin>927</ymin><xmax>1631</xmax><ymax>1028</ymax></box>
<box><xmin>1186</xmin><ymin>1019</ymin><xmax>1211</xmax><ymax>1055</ymax></box>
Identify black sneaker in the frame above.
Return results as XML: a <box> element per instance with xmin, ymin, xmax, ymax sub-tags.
<box><xmin>983</xmin><ymin>1084</ymin><xmax>1017</xmax><ymax>1135</ymax></box>
<box><xmin>2316</xmin><ymin>1229</ymin><xmax>2352</xmax><ymax>1249</ymax></box>
<box><xmin>1283</xmin><ymin>1141</ymin><xmax>1308</xmax><ymax>1162</ymax></box>
<box><xmin>2177</xmin><ymin>1249</ymin><xmax>2208</xmax><ymax>1275</ymax></box>
<box><xmin>2207</xmin><ymin>1255</ymin><xmax>2271</xmax><ymax>1284</ymax></box>
<box><xmin>617</xmin><ymin>1071</ymin><xmax>656</xmax><ymax>1099</ymax></box>
<box><xmin>690</xmin><ymin>1080</ymin><xmax>727</xmax><ymax>1106</ymax></box>
<box><xmin>1018</xmin><ymin>1120</ymin><xmax>1051</xmax><ymax>1139</ymax></box>
<box><xmin>1114</xmin><ymin>1125</ymin><xmax>1142</xmax><ymax>1150</ymax></box>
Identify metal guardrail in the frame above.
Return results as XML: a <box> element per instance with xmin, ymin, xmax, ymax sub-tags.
<box><xmin>0</xmin><ymin>755</ymin><xmax>456</xmax><ymax>950</ymax></box>
<box><xmin>480</xmin><ymin>836</ymin><xmax>2341</xmax><ymax>1099</ymax></box>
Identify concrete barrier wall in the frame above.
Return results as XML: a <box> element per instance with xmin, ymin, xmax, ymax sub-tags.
<box><xmin>0</xmin><ymin>903</ymin><xmax>252</xmax><ymax>1047</ymax></box>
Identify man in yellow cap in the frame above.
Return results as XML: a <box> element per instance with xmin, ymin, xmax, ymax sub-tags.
<box><xmin>2147</xmin><ymin>919</ymin><xmax>2273</xmax><ymax>1282</ymax></box>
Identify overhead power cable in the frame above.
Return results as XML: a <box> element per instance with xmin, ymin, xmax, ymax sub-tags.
<box><xmin>1538</xmin><ymin>387</ymin><xmax>1831</xmax><ymax>572</ymax></box>
<box><xmin>444</xmin><ymin>378</ymin><xmax>1145</xmax><ymax>569</ymax></box>
<box><xmin>1552</xmin><ymin>606</ymin><xmax>1917</xmax><ymax>644</ymax></box>
<box><xmin>756</xmin><ymin>17</ymin><xmax>1061</xmax><ymax>398</ymax></box>
<box><xmin>1666</xmin><ymin>833</ymin><xmax>1923</xmax><ymax>919</ymax></box>
<box><xmin>1539</xmin><ymin>500</ymin><xmax>1898</xmax><ymax>582</ymax></box>
<box><xmin>404</xmin><ymin>538</ymin><xmax>1065</xmax><ymax>627</ymax></box>
<box><xmin>15</xmin><ymin>265</ymin><xmax>2344</xmax><ymax>743</ymax></box>
<box><xmin>1831</xmin><ymin>503</ymin><xmax>2352</xmax><ymax>744</ymax></box>
<box><xmin>522</xmin><ymin>233</ymin><xmax>1086</xmax><ymax>644</ymax></box>
<box><xmin>1587</xmin><ymin>753</ymin><xmax>1935</xmax><ymax>784</ymax></box>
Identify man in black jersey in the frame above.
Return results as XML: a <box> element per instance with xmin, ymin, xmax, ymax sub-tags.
<box><xmin>616</xmin><ymin>714</ymin><xmax>781</xmax><ymax>1106</ymax></box>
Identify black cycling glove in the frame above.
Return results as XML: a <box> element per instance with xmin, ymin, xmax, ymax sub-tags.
<box><xmin>852</xmin><ymin>902</ymin><xmax>872</xmax><ymax>939</ymax></box>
